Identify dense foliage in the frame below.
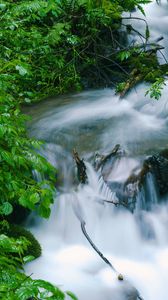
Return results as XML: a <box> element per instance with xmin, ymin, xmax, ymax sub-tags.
<box><xmin>0</xmin><ymin>0</ymin><xmax>167</xmax><ymax>299</ymax></box>
<box><xmin>0</xmin><ymin>223</ymin><xmax>42</xmax><ymax>258</ymax></box>
<box><xmin>0</xmin><ymin>0</ymin><xmax>162</xmax><ymax>102</ymax></box>
<box><xmin>0</xmin><ymin>96</ymin><xmax>55</xmax><ymax>218</ymax></box>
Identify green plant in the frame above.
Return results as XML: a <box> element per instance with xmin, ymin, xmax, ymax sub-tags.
<box><xmin>0</xmin><ymin>94</ymin><xmax>56</xmax><ymax>219</ymax></box>
<box><xmin>0</xmin><ymin>0</ymin><xmax>158</xmax><ymax>101</ymax></box>
<box><xmin>0</xmin><ymin>222</ymin><xmax>42</xmax><ymax>258</ymax></box>
<box><xmin>145</xmin><ymin>77</ymin><xmax>166</xmax><ymax>100</ymax></box>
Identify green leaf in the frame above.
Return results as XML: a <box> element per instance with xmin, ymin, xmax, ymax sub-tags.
<box><xmin>18</xmin><ymin>191</ymin><xmax>40</xmax><ymax>210</ymax></box>
<box><xmin>0</xmin><ymin>4</ymin><xmax>6</xmax><ymax>10</ymax></box>
<box><xmin>23</xmin><ymin>255</ymin><xmax>35</xmax><ymax>264</ymax></box>
<box><xmin>66</xmin><ymin>291</ymin><xmax>78</xmax><ymax>300</ymax></box>
<box><xmin>145</xmin><ymin>77</ymin><xmax>165</xmax><ymax>100</ymax></box>
<box><xmin>38</xmin><ymin>205</ymin><xmax>51</xmax><ymax>218</ymax></box>
<box><xmin>145</xmin><ymin>25</ymin><xmax>150</xmax><ymax>40</ymax></box>
<box><xmin>118</xmin><ymin>50</ymin><xmax>131</xmax><ymax>62</ymax></box>
<box><xmin>16</xmin><ymin>281</ymin><xmax>38</xmax><ymax>300</ymax></box>
<box><xmin>0</xmin><ymin>202</ymin><xmax>13</xmax><ymax>216</ymax></box>
<box><xmin>18</xmin><ymin>194</ymin><xmax>29</xmax><ymax>208</ymax></box>
<box><xmin>137</xmin><ymin>4</ymin><xmax>146</xmax><ymax>16</ymax></box>
<box><xmin>29</xmin><ymin>192</ymin><xmax>40</xmax><ymax>204</ymax></box>
<box><xmin>15</xmin><ymin>65</ymin><xmax>28</xmax><ymax>76</ymax></box>
<box><xmin>33</xmin><ymin>279</ymin><xmax>65</xmax><ymax>298</ymax></box>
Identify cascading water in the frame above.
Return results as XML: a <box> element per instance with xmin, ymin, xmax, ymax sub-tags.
<box><xmin>25</xmin><ymin>2</ymin><xmax>168</xmax><ymax>300</ymax></box>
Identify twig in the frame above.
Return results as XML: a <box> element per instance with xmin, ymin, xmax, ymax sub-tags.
<box><xmin>81</xmin><ymin>221</ymin><xmax>118</xmax><ymax>274</ymax></box>
<box><xmin>122</xmin><ymin>16</ymin><xmax>148</xmax><ymax>27</ymax></box>
<box><xmin>95</xmin><ymin>144</ymin><xmax>120</xmax><ymax>171</ymax></box>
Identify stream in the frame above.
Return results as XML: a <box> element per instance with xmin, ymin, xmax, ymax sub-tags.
<box><xmin>25</xmin><ymin>1</ymin><xmax>168</xmax><ymax>300</ymax></box>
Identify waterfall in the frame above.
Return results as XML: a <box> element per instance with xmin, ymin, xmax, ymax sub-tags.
<box><xmin>25</xmin><ymin>2</ymin><xmax>168</xmax><ymax>299</ymax></box>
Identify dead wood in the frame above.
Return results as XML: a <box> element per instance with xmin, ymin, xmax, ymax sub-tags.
<box><xmin>94</xmin><ymin>144</ymin><xmax>121</xmax><ymax>171</ymax></box>
<box><xmin>73</xmin><ymin>149</ymin><xmax>88</xmax><ymax>184</ymax></box>
<box><xmin>119</xmin><ymin>68</ymin><xmax>143</xmax><ymax>98</ymax></box>
<box><xmin>81</xmin><ymin>221</ymin><xmax>117</xmax><ymax>272</ymax></box>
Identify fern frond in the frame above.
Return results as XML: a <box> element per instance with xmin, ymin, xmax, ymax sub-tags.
<box><xmin>45</xmin><ymin>23</ymin><xmax>69</xmax><ymax>45</ymax></box>
<box><xmin>11</xmin><ymin>0</ymin><xmax>47</xmax><ymax>17</ymax></box>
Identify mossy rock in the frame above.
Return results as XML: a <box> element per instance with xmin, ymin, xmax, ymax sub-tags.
<box><xmin>0</xmin><ymin>223</ymin><xmax>42</xmax><ymax>259</ymax></box>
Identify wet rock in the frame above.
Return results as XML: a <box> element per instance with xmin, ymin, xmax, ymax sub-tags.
<box><xmin>146</xmin><ymin>151</ymin><xmax>168</xmax><ymax>195</ymax></box>
<box><xmin>122</xmin><ymin>149</ymin><xmax>168</xmax><ymax>207</ymax></box>
<box><xmin>105</xmin><ymin>181</ymin><xmax>137</xmax><ymax>211</ymax></box>
<box><xmin>114</xmin><ymin>279</ymin><xmax>143</xmax><ymax>300</ymax></box>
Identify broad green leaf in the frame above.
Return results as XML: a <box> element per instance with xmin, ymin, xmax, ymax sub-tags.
<box><xmin>23</xmin><ymin>255</ymin><xmax>35</xmax><ymax>264</ymax></box>
<box><xmin>0</xmin><ymin>202</ymin><xmax>13</xmax><ymax>215</ymax></box>
<box><xmin>38</xmin><ymin>205</ymin><xmax>51</xmax><ymax>218</ymax></box>
<box><xmin>16</xmin><ymin>281</ymin><xmax>38</xmax><ymax>300</ymax></box>
<box><xmin>30</xmin><ymin>192</ymin><xmax>40</xmax><ymax>204</ymax></box>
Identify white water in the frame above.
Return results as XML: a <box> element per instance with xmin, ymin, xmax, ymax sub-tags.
<box><xmin>26</xmin><ymin>2</ymin><xmax>168</xmax><ymax>300</ymax></box>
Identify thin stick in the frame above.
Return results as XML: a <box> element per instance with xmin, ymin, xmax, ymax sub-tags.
<box><xmin>81</xmin><ymin>221</ymin><xmax>117</xmax><ymax>273</ymax></box>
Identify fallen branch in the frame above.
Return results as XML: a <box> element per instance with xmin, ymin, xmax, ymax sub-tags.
<box><xmin>80</xmin><ymin>220</ymin><xmax>144</xmax><ymax>299</ymax></box>
<box><xmin>71</xmin><ymin>194</ymin><xmax>123</xmax><ymax>280</ymax></box>
<box><xmin>103</xmin><ymin>198</ymin><xmax>136</xmax><ymax>209</ymax></box>
<box><xmin>94</xmin><ymin>144</ymin><xmax>121</xmax><ymax>171</ymax></box>
<box><xmin>81</xmin><ymin>221</ymin><xmax>116</xmax><ymax>272</ymax></box>
<box><xmin>119</xmin><ymin>68</ymin><xmax>144</xmax><ymax>98</ymax></box>
<box><xmin>81</xmin><ymin>220</ymin><xmax>124</xmax><ymax>280</ymax></box>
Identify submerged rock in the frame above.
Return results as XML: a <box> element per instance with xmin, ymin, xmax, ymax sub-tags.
<box><xmin>105</xmin><ymin>181</ymin><xmax>137</xmax><ymax>211</ymax></box>
<box><xmin>109</xmin><ymin>279</ymin><xmax>143</xmax><ymax>300</ymax></box>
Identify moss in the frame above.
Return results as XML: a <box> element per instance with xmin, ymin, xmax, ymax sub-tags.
<box><xmin>0</xmin><ymin>224</ymin><xmax>42</xmax><ymax>259</ymax></box>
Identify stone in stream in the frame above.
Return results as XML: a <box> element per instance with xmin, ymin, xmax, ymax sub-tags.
<box><xmin>145</xmin><ymin>150</ymin><xmax>168</xmax><ymax>196</ymax></box>
<box><xmin>123</xmin><ymin>149</ymin><xmax>168</xmax><ymax>205</ymax></box>
<box><xmin>109</xmin><ymin>279</ymin><xmax>143</xmax><ymax>300</ymax></box>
